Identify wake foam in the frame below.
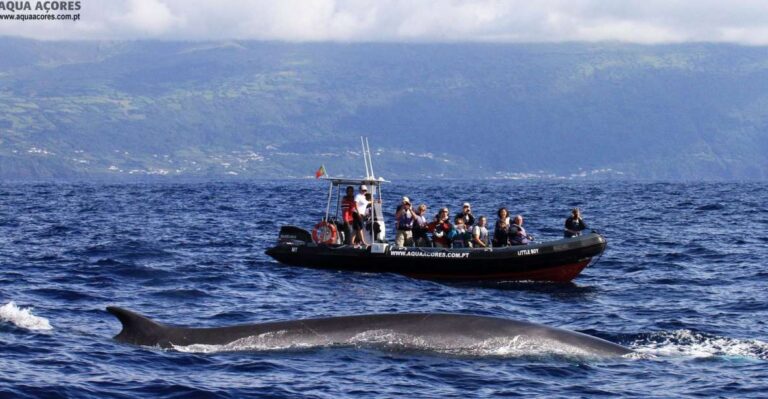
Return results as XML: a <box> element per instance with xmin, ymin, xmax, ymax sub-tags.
<box><xmin>0</xmin><ymin>301</ymin><xmax>53</xmax><ymax>331</ymax></box>
<box><xmin>629</xmin><ymin>329</ymin><xmax>768</xmax><ymax>360</ymax></box>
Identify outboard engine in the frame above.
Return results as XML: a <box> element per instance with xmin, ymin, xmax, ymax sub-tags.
<box><xmin>277</xmin><ymin>226</ymin><xmax>312</xmax><ymax>246</ymax></box>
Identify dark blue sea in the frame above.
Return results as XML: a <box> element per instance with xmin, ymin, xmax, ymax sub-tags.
<box><xmin>1</xmin><ymin>180</ymin><xmax>767</xmax><ymax>398</ymax></box>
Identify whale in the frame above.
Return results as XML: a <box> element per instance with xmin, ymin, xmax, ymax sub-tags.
<box><xmin>107</xmin><ymin>307</ymin><xmax>632</xmax><ymax>357</ymax></box>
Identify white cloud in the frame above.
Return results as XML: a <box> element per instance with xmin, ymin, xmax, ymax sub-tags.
<box><xmin>1</xmin><ymin>0</ymin><xmax>768</xmax><ymax>44</ymax></box>
<box><xmin>117</xmin><ymin>0</ymin><xmax>182</xmax><ymax>36</ymax></box>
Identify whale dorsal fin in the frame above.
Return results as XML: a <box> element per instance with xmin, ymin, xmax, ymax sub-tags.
<box><xmin>107</xmin><ymin>306</ymin><xmax>167</xmax><ymax>347</ymax></box>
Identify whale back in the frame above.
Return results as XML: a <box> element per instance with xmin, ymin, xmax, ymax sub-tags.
<box><xmin>106</xmin><ymin>307</ymin><xmax>632</xmax><ymax>356</ymax></box>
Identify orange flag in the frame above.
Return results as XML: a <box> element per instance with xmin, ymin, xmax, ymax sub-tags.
<box><xmin>315</xmin><ymin>164</ymin><xmax>326</xmax><ymax>179</ymax></box>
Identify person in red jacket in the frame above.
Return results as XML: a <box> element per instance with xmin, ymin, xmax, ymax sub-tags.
<box><xmin>428</xmin><ymin>207</ymin><xmax>453</xmax><ymax>248</ymax></box>
<box><xmin>340</xmin><ymin>186</ymin><xmax>357</xmax><ymax>245</ymax></box>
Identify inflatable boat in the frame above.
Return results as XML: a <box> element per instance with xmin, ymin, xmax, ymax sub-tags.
<box><xmin>265</xmin><ymin>227</ymin><xmax>606</xmax><ymax>282</ymax></box>
<box><xmin>264</xmin><ymin>138</ymin><xmax>606</xmax><ymax>282</ymax></box>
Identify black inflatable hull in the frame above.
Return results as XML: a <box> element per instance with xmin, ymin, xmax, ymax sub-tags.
<box><xmin>265</xmin><ymin>231</ymin><xmax>606</xmax><ymax>282</ymax></box>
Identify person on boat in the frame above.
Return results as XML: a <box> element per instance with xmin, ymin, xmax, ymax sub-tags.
<box><xmin>355</xmin><ymin>185</ymin><xmax>369</xmax><ymax>216</ymax></box>
<box><xmin>455</xmin><ymin>202</ymin><xmax>475</xmax><ymax>227</ymax></box>
<box><xmin>564</xmin><ymin>208</ymin><xmax>588</xmax><ymax>238</ymax></box>
<box><xmin>340</xmin><ymin>186</ymin><xmax>357</xmax><ymax>245</ymax></box>
<box><xmin>412</xmin><ymin>203</ymin><xmax>431</xmax><ymax>247</ymax></box>
<box><xmin>509</xmin><ymin>214</ymin><xmax>534</xmax><ymax>245</ymax></box>
<box><xmin>449</xmin><ymin>215</ymin><xmax>472</xmax><ymax>248</ymax></box>
<box><xmin>429</xmin><ymin>207</ymin><xmax>452</xmax><ymax>248</ymax></box>
<box><xmin>394</xmin><ymin>196</ymin><xmax>415</xmax><ymax>247</ymax></box>
<box><xmin>351</xmin><ymin>185</ymin><xmax>369</xmax><ymax>246</ymax></box>
<box><xmin>472</xmin><ymin>216</ymin><xmax>490</xmax><ymax>248</ymax></box>
<box><xmin>364</xmin><ymin>193</ymin><xmax>384</xmax><ymax>242</ymax></box>
<box><xmin>492</xmin><ymin>207</ymin><xmax>511</xmax><ymax>247</ymax></box>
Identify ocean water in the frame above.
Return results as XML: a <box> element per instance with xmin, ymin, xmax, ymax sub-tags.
<box><xmin>0</xmin><ymin>180</ymin><xmax>767</xmax><ymax>398</ymax></box>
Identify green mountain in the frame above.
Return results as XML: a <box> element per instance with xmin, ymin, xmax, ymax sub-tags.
<box><xmin>1</xmin><ymin>38</ymin><xmax>767</xmax><ymax>180</ymax></box>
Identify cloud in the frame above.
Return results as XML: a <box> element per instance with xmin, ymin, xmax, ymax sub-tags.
<box><xmin>1</xmin><ymin>0</ymin><xmax>768</xmax><ymax>44</ymax></box>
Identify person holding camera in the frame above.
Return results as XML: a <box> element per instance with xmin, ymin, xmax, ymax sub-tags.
<box><xmin>394</xmin><ymin>197</ymin><xmax>415</xmax><ymax>247</ymax></box>
<box><xmin>429</xmin><ymin>207</ymin><xmax>453</xmax><ymax>248</ymax></box>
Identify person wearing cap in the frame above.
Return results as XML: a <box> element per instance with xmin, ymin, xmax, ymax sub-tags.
<box><xmin>355</xmin><ymin>185</ymin><xmax>369</xmax><ymax>216</ymax></box>
<box><xmin>351</xmin><ymin>185</ymin><xmax>370</xmax><ymax>246</ymax></box>
<box><xmin>394</xmin><ymin>196</ymin><xmax>415</xmax><ymax>247</ymax></box>
<box><xmin>455</xmin><ymin>202</ymin><xmax>475</xmax><ymax>227</ymax></box>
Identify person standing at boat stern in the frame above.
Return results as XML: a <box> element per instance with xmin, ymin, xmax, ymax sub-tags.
<box><xmin>341</xmin><ymin>186</ymin><xmax>357</xmax><ymax>245</ymax></box>
<box><xmin>456</xmin><ymin>202</ymin><xmax>475</xmax><ymax>227</ymax></box>
<box><xmin>352</xmin><ymin>185</ymin><xmax>370</xmax><ymax>245</ymax></box>
<box><xmin>394</xmin><ymin>197</ymin><xmax>415</xmax><ymax>247</ymax></box>
<box><xmin>564</xmin><ymin>208</ymin><xmax>588</xmax><ymax>238</ymax></box>
<box><xmin>355</xmin><ymin>185</ymin><xmax>369</xmax><ymax>216</ymax></box>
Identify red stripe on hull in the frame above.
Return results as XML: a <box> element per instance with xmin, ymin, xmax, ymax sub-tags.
<box><xmin>402</xmin><ymin>259</ymin><xmax>591</xmax><ymax>282</ymax></box>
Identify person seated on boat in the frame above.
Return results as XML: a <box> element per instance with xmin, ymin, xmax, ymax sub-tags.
<box><xmin>429</xmin><ymin>207</ymin><xmax>452</xmax><ymax>248</ymax></box>
<box><xmin>454</xmin><ymin>202</ymin><xmax>475</xmax><ymax>228</ymax></box>
<box><xmin>472</xmin><ymin>216</ymin><xmax>490</xmax><ymax>248</ymax></box>
<box><xmin>492</xmin><ymin>207</ymin><xmax>511</xmax><ymax>247</ymax></box>
<box><xmin>509</xmin><ymin>214</ymin><xmax>534</xmax><ymax>245</ymax></box>
<box><xmin>394</xmin><ymin>196</ymin><xmax>415</xmax><ymax>247</ymax></box>
<box><xmin>564</xmin><ymin>207</ymin><xmax>588</xmax><ymax>238</ymax></box>
<box><xmin>340</xmin><ymin>186</ymin><xmax>357</xmax><ymax>245</ymax></box>
<box><xmin>412</xmin><ymin>203</ymin><xmax>431</xmax><ymax>247</ymax></box>
<box><xmin>448</xmin><ymin>215</ymin><xmax>472</xmax><ymax>248</ymax></box>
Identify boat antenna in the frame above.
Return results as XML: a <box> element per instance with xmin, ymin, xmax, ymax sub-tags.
<box><xmin>365</xmin><ymin>137</ymin><xmax>375</xmax><ymax>180</ymax></box>
<box><xmin>360</xmin><ymin>137</ymin><xmax>371</xmax><ymax>179</ymax></box>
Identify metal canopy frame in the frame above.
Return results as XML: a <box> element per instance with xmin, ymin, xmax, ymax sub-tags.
<box><xmin>321</xmin><ymin>137</ymin><xmax>386</xmax><ymax>245</ymax></box>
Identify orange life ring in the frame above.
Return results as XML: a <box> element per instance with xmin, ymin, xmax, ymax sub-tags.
<box><xmin>312</xmin><ymin>221</ymin><xmax>338</xmax><ymax>244</ymax></box>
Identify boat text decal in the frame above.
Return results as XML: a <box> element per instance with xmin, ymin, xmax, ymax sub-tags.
<box><xmin>390</xmin><ymin>250</ymin><xmax>470</xmax><ymax>259</ymax></box>
<box><xmin>517</xmin><ymin>248</ymin><xmax>539</xmax><ymax>256</ymax></box>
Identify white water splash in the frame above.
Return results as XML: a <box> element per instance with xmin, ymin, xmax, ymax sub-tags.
<box><xmin>630</xmin><ymin>329</ymin><xmax>768</xmax><ymax>360</ymax></box>
<box><xmin>173</xmin><ymin>330</ymin><xmax>309</xmax><ymax>353</ymax></box>
<box><xmin>0</xmin><ymin>301</ymin><xmax>53</xmax><ymax>331</ymax></box>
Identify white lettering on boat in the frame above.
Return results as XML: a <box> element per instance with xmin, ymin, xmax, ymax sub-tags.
<box><xmin>517</xmin><ymin>248</ymin><xmax>539</xmax><ymax>256</ymax></box>
<box><xmin>390</xmin><ymin>250</ymin><xmax>470</xmax><ymax>259</ymax></box>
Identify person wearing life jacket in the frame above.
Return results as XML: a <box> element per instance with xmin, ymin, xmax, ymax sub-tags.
<box><xmin>472</xmin><ymin>216</ymin><xmax>490</xmax><ymax>248</ymax></box>
<box><xmin>455</xmin><ymin>202</ymin><xmax>475</xmax><ymax>228</ymax></box>
<box><xmin>394</xmin><ymin>196</ymin><xmax>415</xmax><ymax>247</ymax></box>
<box><xmin>412</xmin><ymin>203</ymin><xmax>430</xmax><ymax>247</ymax></box>
<box><xmin>509</xmin><ymin>214</ymin><xmax>534</xmax><ymax>245</ymax></box>
<box><xmin>448</xmin><ymin>215</ymin><xmax>472</xmax><ymax>248</ymax></box>
<box><xmin>428</xmin><ymin>207</ymin><xmax>452</xmax><ymax>248</ymax></box>
<box><xmin>564</xmin><ymin>208</ymin><xmax>588</xmax><ymax>238</ymax></box>
<box><xmin>340</xmin><ymin>186</ymin><xmax>357</xmax><ymax>245</ymax></box>
<box><xmin>492</xmin><ymin>207</ymin><xmax>511</xmax><ymax>247</ymax></box>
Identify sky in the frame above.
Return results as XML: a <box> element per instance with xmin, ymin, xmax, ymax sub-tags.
<box><xmin>2</xmin><ymin>0</ymin><xmax>768</xmax><ymax>44</ymax></box>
